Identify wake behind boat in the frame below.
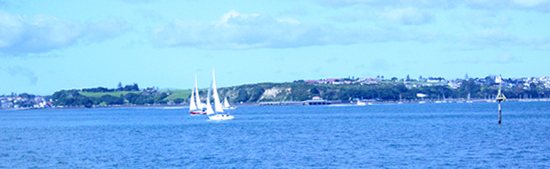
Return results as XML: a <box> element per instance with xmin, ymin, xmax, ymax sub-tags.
<box><xmin>206</xmin><ymin>69</ymin><xmax>234</xmax><ymax>120</ymax></box>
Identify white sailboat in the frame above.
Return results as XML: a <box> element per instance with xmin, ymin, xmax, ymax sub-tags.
<box><xmin>207</xmin><ymin>69</ymin><xmax>234</xmax><ymax>120</ymax></box>
<box><xmin>222</xmin><ymin>97</ymin><xmax>237</xmax><ymax>110</ymax></box>
<box><xmin>190</xmin><ymin>75</ymin><xmax>206</xmax><ymax>115</ymax></box>
<box><xmin>356</xmin><ymin>99</ymin><xmax>367</xmax><ymax>106</ymax></box>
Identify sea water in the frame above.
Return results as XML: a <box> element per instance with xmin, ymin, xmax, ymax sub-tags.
<box><xmin>1</xmin><ymin>102</ymin><xmax>549</xmax><ymax>168</ymax></box>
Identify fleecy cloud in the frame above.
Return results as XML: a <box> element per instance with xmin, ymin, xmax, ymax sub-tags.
<box><xmin>0</xmin><ymin>10</ymin><xmax>131</xmax><ymax>56</ymax></box>
<box><xmin>490</xmin><ymin>54</ymin><xmax>519</xmax><ymax>64</ymax></box>
<box><xmin>467</xmin><ymin>0</ymin><xmax>550</xmax><ymax>11</ymax></box>
<box><xmin>86</xmin><ymin>17</ymin><xmax>132</xmax><ymax>43</ymax></box>
<box><xmin>317</xmin><ymin>0</ymin><xmax>550</xmax><ymax>12</ymax></box>
<box><xmin>150</xmin><ymin>10</ymin><xmax>331</xmax><ymax>49</ymax></box>
<box><xmin>150</xmin><ymin>10</ymin><xmax>442</xmax><ymax>50</ymax></box>
<box><xmin>6</xmin><ymin>66</ymin><xmax>38</xmax><ymax>85</ymax></box>
<box><xmin>380</xmin><ymin>7</ymin><xmax>434</xmax><ymax>25</ymax></box>
<box><xmin>123</xmin><ymin>0</ymin><xmax>158</xmax><ymax>4</ymax></box>
<box><xmin>150</xmin><ymin>8</ymin><xmax>549</xmax><ymax>51</ymax></box>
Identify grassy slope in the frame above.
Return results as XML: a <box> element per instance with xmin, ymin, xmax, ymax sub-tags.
<box><xmin>163</xmin><ymin>89</ymin><xmax>192</xmax><ymax>100</ymax></box>
<box><xmin>80</xmin><ymin>91</ymin><xmax>141</xmax><ymax>97</ymax></box>
<box><xmin>80</xmin><ymin>89</ymin><xmax>195</xmax><ymax>101</ymax></box>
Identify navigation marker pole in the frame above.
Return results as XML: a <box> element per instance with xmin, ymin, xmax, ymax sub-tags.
<box><xmin>495</xmin><ymin>75</ymin><xmax>506</xmax><ymax>124</ymax></box>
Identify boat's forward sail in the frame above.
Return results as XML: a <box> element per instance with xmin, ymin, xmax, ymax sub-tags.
<box><xmin>212</xmin><ymin>70</ymin><xmax>224</xmax><ymax>113</ymax></box>
<box><xmin>223</xmin><ymin>97</ymin><xmax>231</xmax><ymax>108</ymax></box>
<box><xmin>194</xmin><ymin>75</ymin><xmax>203</xmax><ymax>110</ymax></box>
<box><xmin>189</xmin><ymin>87</ymin><xmax>197</xmax><ymax>110</ymax></box>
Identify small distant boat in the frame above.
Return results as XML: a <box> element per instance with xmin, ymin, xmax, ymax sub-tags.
<box><xmin>466</xmin><ymin>93</ymin><xmax>473</xmax><ymax>103</ymax></box>
<box><xmin>222</xmin><ymin>97</ymin><xmax>237</xmax><ymax>110</ymax></box>
<box><xmin>357</xmin><ymin>100</ymin><xmax>367</xmax><ymax>106</ymax></box>
<box><xmin>190</xmin><ymin>75</ymin><xmax>206</xmax><ymax>115</ymax></box>
<box><xmin>206</xmin><ymin>69</ymin><xmax>234</xmax><ymax>120</ymax></box>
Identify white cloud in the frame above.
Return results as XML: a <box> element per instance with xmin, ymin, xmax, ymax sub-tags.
<box><xmin>450</xmin><ymin>56</ymin><xmax>481</xmax><ymax>64</ymax></box>
<box><xmin>490</xmin><ymin>54</ymin><xmax>519</xmax><ymax>64</ymax></box>
<box><xmin>276</xmin><ymin>17</ymin><xmax>300</xmax><ymax>24</ymax></box>
<box><xmin>149</xmin><ymin>8</ymin><xmax>549</xmax><ymax>51</ymax></box>
<box><xmin>0</xmin><ymin>11</ymin><xmax>131</xmax><ymax>56</ymax></box>
<box><xmin>462</xmin><ymin>11</ymin><xmax>512</xmax><ymax>28</ymax></box>
<box><xmin>465</xmin><ymin>0</ymin><xmax>550</xmax><ymax>11</ymax></box>
<box><xmin>316</xmin><ymin>0</ymin><xmax>457</xmax><ymax>9</ymax></box>
<box><xmin>519</xmin><ymin>37</ymin><xmax>550</xmax><ymax>50</ymax></box>
<box><xmin>472</xmin><ymin>29</ymin><xmax>517</xmax><ymax>45</ymax></box>
<box><xmin>86</xmin><ymin>17</ymin><xmax>132</xmax><ymax>42</ymax></box>
<box><xmin>150</xmin><ymin>10</ymin><xmax>329</xmax><ymax>49</ymax></box>
<box><xmin>280</xmin><ymin>7</ymin><xmax>309</xmax><ymax>16</ymax></box>
<box><xmin>217</xmin><ymin>10</ymin><xmax>260</xmax><ymax>26</ymax></box>
<box><xmin>380</xmin><ymin>7</ymin><xmax>434</xmax><ymax>25</ymax></box>
<box><xmin>512</xmin><ymin>0</ymin><xmax>550</xmax><ymax>7</ymax></box>
<box><xmin>6</xmin><ymin>66</ymin><xmax>38</xmax><ymax>85</ymax></box>
<box><xmin>123</xmin><ymin>0</ymin><xmax>158</xmax><ymax>4</ymax></box>
<box><xmin>150</xmin><ymin>10</ymin><xmax>442</xmax><ymax>49</ymax></box>
<box><xmin>447</xmin><ymin>29</ymin><xmax>519</xmax><ymax>50</ymax></box>
<box><xmin>316</xmin><ymin>0</ymin><xmax>550</xmax><ymax>12</ymax></box>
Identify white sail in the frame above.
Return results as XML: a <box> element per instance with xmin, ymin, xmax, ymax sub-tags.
<box><xmin>205</xmin><ymin>81</ymin><xmax>215</xmax><ymax>115</ymax></box>
<box><xmin>189</xmin><ymin>87</ymin><xmax>197</xmax><ymax>110</ymax></box>
<box><xmin>205</xmin><ymin>103</ymin><xmax>214</xmax><ymax>115</ymax></box>
<box><xmin>223</xmin><ymin>97</ymin><xmax>231</xmax><ymax>108</ymax></box>
<box><xmin>194</xmin><ymin>75</ymin><xmax>203</xmax><ymax>110</ymax></box>
<box><xmin>212</xmin><ymin>69</ymin><xmax>224</xmax><ymax>113</ymax></box>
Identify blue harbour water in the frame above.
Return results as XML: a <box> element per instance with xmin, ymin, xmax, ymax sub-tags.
<box><xmin>1</xmin><ymin>102</ymin><xmax>549</xmax><ymax>168</ymax></box>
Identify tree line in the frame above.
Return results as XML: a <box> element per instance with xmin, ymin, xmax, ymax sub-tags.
<box><xmin>81</xmin><ymin>83</ymin><xmax>139</xmax><ymax>92</ymax></box>
<box><xmin>50</xmin><ymin>79</ymin><xmax>550</xmax><ymax>107</ymax></box>
<box><xmin>51</xmin><ymin>84</ymin><xmax>175</xmax><ymax>108</ymax></box>
<box><xmin>221</xmin><ymin>79</ymin><xmax>550</xmax><ymax>102</ymax></box>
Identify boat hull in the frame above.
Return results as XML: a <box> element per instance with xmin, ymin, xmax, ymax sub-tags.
<box><xmin>222</xmin><ymin>106</ymin><xmax>237</xmax><ymax>110</ymax></box>
<box><xmin>190</xmin><ymin>110</ymin><xmax>206</xmax><ymax>115</ymax></box>
<box><xmin>208</xmin><ymin>114</ymin><xmax>234</xmax><ymax>120</ymax></box>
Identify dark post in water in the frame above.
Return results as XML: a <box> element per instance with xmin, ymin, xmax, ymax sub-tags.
<box><xmin>495</xmin><ymin>75</ymin><xmax>506</xmax><ymax>124</ymax></box>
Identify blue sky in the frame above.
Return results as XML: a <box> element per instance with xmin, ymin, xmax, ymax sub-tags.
<box><xmin>1</xmin><ymin>0</ymin><xmax>549</xmax><ymax>95</ymax></box>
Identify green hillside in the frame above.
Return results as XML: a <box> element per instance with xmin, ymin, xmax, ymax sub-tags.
<box><xmin>80</xmin><ymin>91</ymin><xmax>141</xmax><ymax>98</ymax></box>
<box><xmin>51</xmin><ymin>78</ymin><xmax>550</xmax><ymax>107</ymax></box>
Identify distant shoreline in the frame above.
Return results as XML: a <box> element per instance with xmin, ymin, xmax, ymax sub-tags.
<box><xmin>4</xmin><ymin>98</ymin><xmax>550</xmax><ymax>111</ymax></box>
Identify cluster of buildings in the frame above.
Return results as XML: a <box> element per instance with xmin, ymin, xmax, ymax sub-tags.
<box><xmin>305</xmin><ymin>78</ymin><xmax>382</xmax><ymax>85</ymax></box>
<box><xmin>305</xmin><ymin>76</ymin><xmax>550</xmax><ymax>89</ymax></box>
<box><xmin>446</xmin><ymin>76</ymin><xmax>550</xmax><ymax>90</ymax></box>
<box><xmin>0</xmin><ymin>95</ymin><xmax>52</xmax><ymax>109</ymax></box>
<box><xmin>515</xmin><ymin>76</ymin><xmax>550</xmax><ymax>89</ymax></box>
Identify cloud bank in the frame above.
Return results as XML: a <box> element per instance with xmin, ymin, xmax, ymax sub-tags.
<box><xmin>150</xmin><ymin>10</ymin><xmax>331</xmax><ymax>49</ymax></box>
<box><xmin>379</xmin><ymin>7</ymin><xmax>434</xmax><ymax>25</ymax></box>
<box><xmin>6</xmin><ymin>66</ymin><xmax>37</xmax><ymax>85</ymax></box>
<box><xmin>0</xmin><ymin>11</ymin><xmax>131</xmax><ymax>56</ymax></box>
<box><xmin>148</xmin><ymin>1</ymin><xmax>550</xmax><ymax>51</ymax></box>
<box><xmin>316</xmin><ymin>0</ymin><xmax>550</xmax><ymax>11</ymax></box>
<box><xmin>150</xmin><ymin>10</ymin><xmax>441</xmax><ymax>49</ymax></box>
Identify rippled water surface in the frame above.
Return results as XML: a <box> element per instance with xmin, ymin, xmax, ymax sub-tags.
<box><xmin>1</xmin><ymin>102</ymin><xmax>549</xmax><ymax>168</ymax></box>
